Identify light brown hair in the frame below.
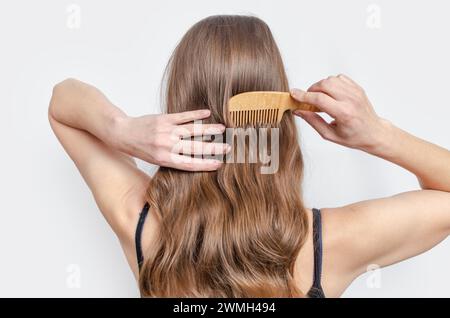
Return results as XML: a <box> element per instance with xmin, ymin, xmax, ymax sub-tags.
<box><xmin>140</xmin><ymin>15</ymin><xmax>308</xmax><ymax>297</ymax></box>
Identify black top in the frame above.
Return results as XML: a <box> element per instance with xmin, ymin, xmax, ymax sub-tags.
<box><xmin>135</xmin><ymin>203</ymin><xmax>325</xmax><ymax>298</ymax></box>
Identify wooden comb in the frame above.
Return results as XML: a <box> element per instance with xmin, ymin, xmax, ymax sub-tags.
<box><xmin>228</xmin><ymin>91</ymin><xmax>321</xmax><ymax>126</ymax></box>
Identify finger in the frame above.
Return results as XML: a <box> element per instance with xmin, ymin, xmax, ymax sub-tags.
<box><xmin>166</xmin><ymin>154</ymin><xmax>223</xmax><ymax>172</ymax></box>
<box><xmin>172</xmin><ymin>140</ymin><xmax>231</xmax><ymax>155</ymax></box>
<box><xmin>308</xmin><ymin>77</ymin><xmax>350</xmax><ymax>101</ymax></box>
<box><xmin>337</xmin><ymin>74</ymin><xmax>360</xmax><ymax>88</ymax></box>
<box><xmin>294</xmin><ymin>110</ymin><xmax>337</xmax><ymax>142</ymax></box>
<box><xmin>175</xmin><ymin>123</ymin><xmax>226</xmax><ymax>138</ymax></box>
<box><xmin>165</xmin><ymin>109</ymin><xmax>211</xmax><ymax>124</ymax></box>
<box><xmin>291</xmin><ymin>89</ymin><xmax>341</xmax><ymax>118</ymax></box>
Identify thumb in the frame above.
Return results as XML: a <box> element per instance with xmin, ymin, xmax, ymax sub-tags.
<box><xmin>294</xmin><ymin>110</ymin><xmax>335</xmax><ymax>141</ymax></box>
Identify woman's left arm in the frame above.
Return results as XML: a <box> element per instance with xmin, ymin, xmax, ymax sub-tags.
<box><xmin>49</xmin><ymin>78</ymin><xmax>150</xmax><ymax>243</ymax></box>
<box><xmin>48</xmin><ymin>78</ymin><xmax>227</xmax><ymax>246</ymax></box>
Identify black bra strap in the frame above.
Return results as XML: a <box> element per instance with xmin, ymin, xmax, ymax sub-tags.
<box><xmin>309</xmin><ymin>208</ymin><xmax>325</xmax><ymax>297</ymax></box>
<box><xmin>135</xmin><ymin>202</ymin><xmax>150</xmax><ymax>271</ymax></box>
<box><xmin>135</xmin><ymin>202</ymin><xmax>325</xmax><ymax>297</ymax></box>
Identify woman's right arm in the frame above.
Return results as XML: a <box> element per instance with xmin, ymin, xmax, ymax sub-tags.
<box><xmin>291</xmin><ymin>75</ymin><xmax>450</xmax><ymax>295</ymax></box>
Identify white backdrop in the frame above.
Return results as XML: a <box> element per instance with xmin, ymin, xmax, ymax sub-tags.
<box><xmin>1</xmin><ymin>0</ymin><xmax>449</xmax><ymax>297</ymax></box>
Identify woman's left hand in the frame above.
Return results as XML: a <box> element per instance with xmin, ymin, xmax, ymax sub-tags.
<box><xmin>115</xmin><ymin>109</ymin><xmax>230</xmax><ymax>171</ymax></box>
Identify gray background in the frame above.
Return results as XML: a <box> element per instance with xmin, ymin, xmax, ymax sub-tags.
<box><xmin>1</xmin><ymin>0</ymin><xmax>449</xmax><ymax>297</ymax></box>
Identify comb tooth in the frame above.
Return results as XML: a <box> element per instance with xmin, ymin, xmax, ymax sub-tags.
<box><xmin>272</xmin><ymin>109</ymin><xmax>276</xmax><ymax>124</ymax></box>
<box><xmin>275</xmin><ymin>109</ymin><xmax>279</xmax><ymax>124</ymax></box>
<box><xmin>247</xmin><ymin>110</ymin><xmax>250</xmax><ymax>126</ymax></box>
<box><xmin>264</xmin><ymin>109</ymin><xmax>268</xmax><ymax>125</ymax></box>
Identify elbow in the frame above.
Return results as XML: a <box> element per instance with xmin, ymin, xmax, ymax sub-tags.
<box><xmin>48</xmin><ymin>78</ymin><xmax>76</xmax><ymax>120</ymax></box>
<box><xmin>48</xmin><ymin>84</ymin><xmax>58</xmax><ymax>121</ymax></box>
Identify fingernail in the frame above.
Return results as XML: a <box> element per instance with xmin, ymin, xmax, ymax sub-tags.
<box><xmin>201</xmin><ymin>109</ymin><xmax>210</xmax><ymax>115</ymax></box>
<box><xmin>294</xmin><ymin>110</ymin><xmax>304</xmax><ymax>117</ymax></box>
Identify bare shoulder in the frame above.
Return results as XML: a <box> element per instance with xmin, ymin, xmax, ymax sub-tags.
<box><xmin>320</xmin><ymin>189</ymin><xmax>450</xmax><ymax>297</ymax></box>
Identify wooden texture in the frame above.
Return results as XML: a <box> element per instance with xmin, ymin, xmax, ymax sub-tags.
<box><xmin>228</xmin><ymin>91</ymin><xmax>321</xmax><ymax>126</ymax></box>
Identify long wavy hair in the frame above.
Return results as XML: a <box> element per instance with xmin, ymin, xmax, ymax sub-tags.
<box><xmin>140</xmin><ymin>15</ymin><xmax>308</xmax><ymax>297</ymax></box>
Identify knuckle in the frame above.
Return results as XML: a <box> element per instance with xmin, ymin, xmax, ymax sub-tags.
<box><xmin>303</xmin><ymin>92</ymin><xmax>314</xmax><ymax>104</ymax></box>
<box><xmin>153</xmin><ymin>136</ymin><xmax>165</xmax><ymax>147</ymax></box>
<box><xmin>315</xmin><ymin>94</ymin><xmax>326</xmax><ymax>105</ymax></box>
<box><xmin>321</xmin><ymin>130</ymin><xmax>334</xmax><ymax>141</ymax></box>
<box><xmin>153</xmin><ymin>152</ymin><xmax>164</xmax><ymax>163</ymax></box>
<box><xmin>318</xmin><ymin>129</ymin><xmax>329</xmax><ymax>140</ymax></box>
<box><xmin>359</xmin><ymin>88</ymin><xmax>367</xmax><ymax>97</ymax></box>
<box><xmin>168</xmin><ymin>133</ymin><xmax>180</xmax><ymax>143</ymax></box>
<box><xmin>154</xmin><ymin>116</ymin><xmax>165</xmax><ymax>126</ymax></box>
<box><xmin>317</xmin><ymin>80</ymin><xmax>327</xmax><ymax>89</ymax></box>
<box><xmin>340</xmin><ymin>109</ymin><xmax>353</xmax><ymax>122</ymax></box>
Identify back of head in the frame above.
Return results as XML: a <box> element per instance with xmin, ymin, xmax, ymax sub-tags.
<box><xmin>140</xmin><ymin>15</ymin><xmax>308</xmax><ymax>297</ymax></box>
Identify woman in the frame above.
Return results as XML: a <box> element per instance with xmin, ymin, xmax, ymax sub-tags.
<box><xmin>48</xmin><ymin>15</ymin><xmax>450</xmax><ymax>297</ymax></box>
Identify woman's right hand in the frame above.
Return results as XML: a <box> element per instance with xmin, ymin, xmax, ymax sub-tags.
<box><xmin>291</xmin><ymin>74</ymin><xmax>392</xmax><ymax>154</ymax></box>
<box><xmin>115</xmin><ymin>109</ymin><xmax>230</xmax><ymax>171</ymax></box>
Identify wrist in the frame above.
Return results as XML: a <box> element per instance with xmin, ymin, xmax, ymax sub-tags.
<box><xmin>107</xmin><ymin>111</ymin><xmax>130</xmax><ymax>152</ymax></box>
<box><xmin>362</xmin><ymin>117</ymin><xmax>398</xmax><ymax>157</ymax></box>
